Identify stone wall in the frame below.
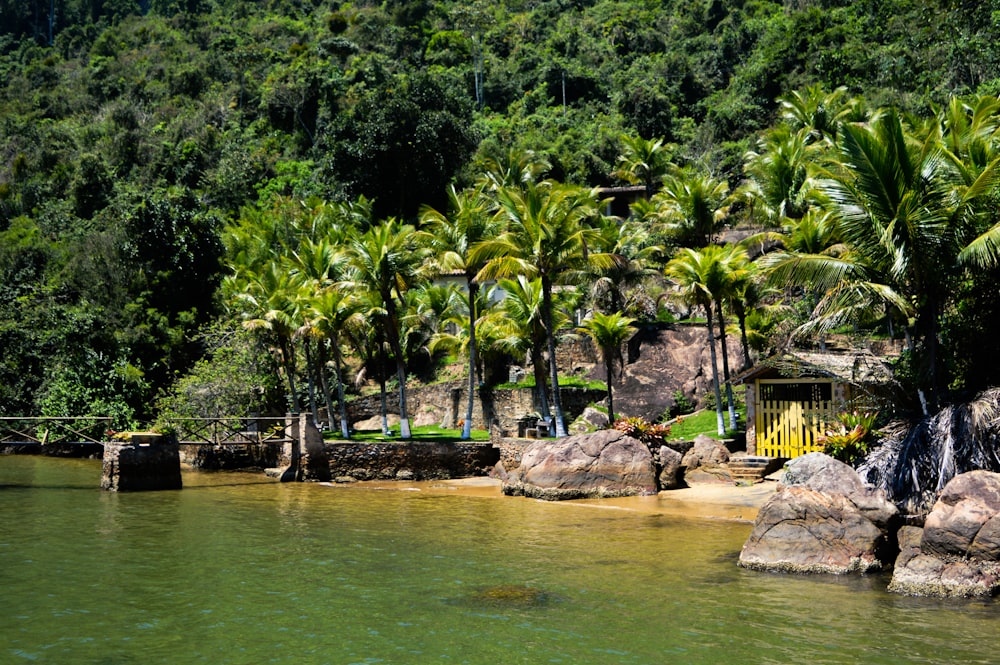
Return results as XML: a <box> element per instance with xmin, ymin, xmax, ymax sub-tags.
<box><xmin>323</xmin><ymin>441</ymin><xmax>500</xmax><ymax>480</ymax></box>
<box><xmin>179</xmin><ymin>443</ymin><xmax>281</xmax><ymax>470</ymax></box>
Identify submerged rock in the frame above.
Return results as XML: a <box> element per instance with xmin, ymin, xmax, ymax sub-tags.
<box><xmin>889</xmin><ymin>471</ymin><xmax>1000</xmax><ymax>597</ymax></box>
<box><xmin>469</xmin><ymin>584</ymin><xmax>552</xmax><ymax>607</ymax></box>
<box><xmin>502</xmin><ymin>429</ymin><xmax>657</xmax><ymax>500</ymax></box>
<box><xmin>739</xmin><ymin>453</ymin><xmax>899</xmax><ymax>574</ymax></box>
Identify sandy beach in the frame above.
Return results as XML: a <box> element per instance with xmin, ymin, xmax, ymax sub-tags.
<box><xmin>331</xmin><ymin>476</ymin><xmax>778</xmax><ymax>523</ymax></box>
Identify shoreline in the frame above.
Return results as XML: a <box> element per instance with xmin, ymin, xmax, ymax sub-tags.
<box><xmin>322</xmin><ymin>476</ymin><xmax>777</xmax><ymax>523</ymax></box>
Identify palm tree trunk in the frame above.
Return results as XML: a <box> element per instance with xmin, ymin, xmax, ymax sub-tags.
<box><xmin>382</xmin><ymin>293</ymin><xmax>412</xmax><ymax>439</ymax></box>
<box><xmin>378</xmin><ymin>343</ymin><xmax>390</xmax><ymax>436</ymax></box>
<box><xmin>541</xmin><ymin>278</ymin><xmax>566</xmax><ymax>437</ymax></box>
<box><xmin>531</xmin><ymin>347</ymin><xmax>551</xmax><ymax>419</ymax></box>
<box><xmin>317</xmin><ymin>341</ymin><xmax>337</xmax><ymax>432</ymax></box>
<box><xmin>332</xmin><ymin>335</ymin><xmax>351</xmax><ymax>439</ymax></box>
<box><xmin>278</xmin><ymin>336</ymin><xmax>301</xmax><ymax>414</ymax></box>
<box><xmin>605</xmin><ymin>352</ymin><xmax>616</xmax><ymax>426</ymax></box>
<box><xmin>384</xmin><ymin>296</ymin><xmax>412</xmax><ymax>439</ymax></box>
<box><xmin>303</xmin><ymin>339</ymin><xmax>320</xmax><ymax>427</ymax></box>
<box><xmin>705</xmin><ymin>306</ymin><xmax>725</xmax><ymax>436</ymax></box>
<box><xmin>734</xmin><ymin>301</ymin><xmax>752</xmax><ymax>369</ymax></box>
<box><xmin>463</xmin><ymin>280</ymin><xmax>478</xmax><ymax>440</ymax></box>
<box><xmin>716</xmin><ymin>301</ymin><xmax>738</xmax><ymax>431</ymax></box>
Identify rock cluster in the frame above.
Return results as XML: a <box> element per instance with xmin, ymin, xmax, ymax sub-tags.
<box><xmin>681</xmin><ymin>435</ymin><xmax>733</xmax><ymax>485</ymax></box>
<box><xmin>502</xmin><ymin>429</ymin><xmax>657</xmax><ymax>500</ymax></box>
<box><xmin>738</xmin><ymin>453</ymin><xmax>899</xmax><ymax>574</ymax></box>
<box><xmin>888</xmin><ymin>471</ymin><xmax>1000</xmax><ymax>597</ymax></box>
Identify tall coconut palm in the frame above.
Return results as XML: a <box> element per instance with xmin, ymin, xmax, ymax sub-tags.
<box><xmin>579</xmin><ymin>311</ymin><xmax>636</xmax><ymax>426</ymax></box>
<box><xmin>475</xmin><ymin>182</ymin><xmax>621</xmax><ymax>437</ymax></box>
<box><xmin>665</xmin><ymin>246</ymin><xmax>729</xmax><ymax>435</ymax></box>
<box><xmin>233</xmin><ymin>261</ymin><xmax>306</xmax><ymax>414</ymax></box>
<box><xmin>478</xmin><ymin>275</ymin><xmax>572</xmax><ymax>421</ymax></box>
<box><xmin>419</xmin><ymin>185</ymin><xmax>503</xmax><ymax>439</ymax></box>
<box><xmin>713</xmin><ymin>244</ymin><xmax>752</xmax><ymax>431</ymax></box>
<box><xmin>740</xmin><ymin>126</ymin><xmax>816</xmax><ymax>224</ymax></box>
<box><xmin>347</xmin><ymin>219</ymin><xmax>429</xmax><ymax>439</ymax></box>
<box><xmin>305</xmin><ymin>286</ymin><xmax>364</xmax><ymax>438</ymax></box>
<box><xmin>766</xmin><ymin>109</ymin><xmax>1000</xmax><ymax>413</ymax></box>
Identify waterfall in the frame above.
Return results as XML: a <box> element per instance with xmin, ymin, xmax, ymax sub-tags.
<box><xmin>857</xmin><ymin>388</ymin><xmax>1000</xmax><ymax>515</ymax></box>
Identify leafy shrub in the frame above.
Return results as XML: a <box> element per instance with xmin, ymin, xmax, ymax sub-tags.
<box><xmin>670</xmin><ymin>390</ymin><xmax>694</xmax><ymax>417</ymax></box>
<box><xmin>819</xmin><ymin>410</ymin><xmax>878</xmax><ymax>465</ymax></box>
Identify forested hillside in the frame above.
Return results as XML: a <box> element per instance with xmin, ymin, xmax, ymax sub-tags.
<box><xmin>3</xmin><ymin>0</ymin><xmax>1000</xmax><ymax>427</ymax></box>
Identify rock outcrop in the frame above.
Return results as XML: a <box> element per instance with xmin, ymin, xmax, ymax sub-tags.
<box><xmin>502</xmin><ymin>429</ymin><xmax>657</xmax><ymax>500</ymax></box>
<box><xmin>739</xmin><ymin>453</ymin><xmax>899</xmax><ymax>574</ymax></box>
<box><xmin>657</xmin><ymin>445</ymin><xmax>683</xmax><ymax>490</ymax></box>
<box><xmin>681</xmin><ymin>435</ymin><xmax>733</xmax><ymax>485</ymax></box>
<box><xmin>889</xmin><ymin>471</ymin><xmax>1000</xmax><ymax>597</ymax></box>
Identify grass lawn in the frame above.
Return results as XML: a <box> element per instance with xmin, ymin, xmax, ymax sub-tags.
<box><xmin>667</xmin><ymin>409</ymin><xmax>743</xmax><ymax>441</ymax></box>
<box><xmin>325</xmin><ymin>424</ymin><xmax>491</xmax><ymax>443</ymax></box>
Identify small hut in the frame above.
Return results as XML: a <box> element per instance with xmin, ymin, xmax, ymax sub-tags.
<box><xmin>736</xmin><ymin>350</ymin><xmax>895</xmax><ymax>459</ymax></box>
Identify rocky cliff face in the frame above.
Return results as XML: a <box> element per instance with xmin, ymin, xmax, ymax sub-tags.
<box><xmin>602</xmin><ymin>323</ymin><xmax>745</xmax><ymax>422</ymax></box>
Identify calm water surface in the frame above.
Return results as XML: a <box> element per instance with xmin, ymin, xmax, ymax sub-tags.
<box><xmin>3</xmin><ymin>456</ymin><xmax>1000</xmax><ymax>664</ymax></box>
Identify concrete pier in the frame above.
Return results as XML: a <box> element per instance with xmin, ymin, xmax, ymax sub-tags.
<box><xmin>100</xmin><ymin>433</ymin><xmax>182</xmax><ymax>491</ymax></box>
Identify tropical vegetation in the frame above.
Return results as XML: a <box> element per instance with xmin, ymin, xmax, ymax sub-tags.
<box><xmin>3</xmin><ymin>0</ymin><xmax>1000</xmax><ymax>443</ymax></box>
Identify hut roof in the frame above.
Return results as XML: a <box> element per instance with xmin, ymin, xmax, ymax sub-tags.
<box><xmin>734</xmin><ymin>350</ymin><xmax>896</xmax><ymax>386</ymax></box>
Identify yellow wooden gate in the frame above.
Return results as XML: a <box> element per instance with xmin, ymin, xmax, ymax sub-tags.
<box><xmin>755</xmin><ymin>379</ymin><xmax>837</xmax><ymax>459</ymax></box>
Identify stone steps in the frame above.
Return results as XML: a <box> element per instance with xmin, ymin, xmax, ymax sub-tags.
<box><xmin>728</xmin><ymin>455</ymin><xmax>780</xmax><ymax>484</ymax></box>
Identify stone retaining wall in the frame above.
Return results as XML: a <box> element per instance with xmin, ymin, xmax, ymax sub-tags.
<box><xmin>179</xmin><ymin>443</ymin><xmax>281</xmax><ymax>470</ymax></box>
<box><xmin>323</xmin><ymin>441</ymin><xmax>500</xmax><ymax>481</ymax></box>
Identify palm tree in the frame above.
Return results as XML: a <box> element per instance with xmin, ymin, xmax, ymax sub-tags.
<box><xmin>713</xmin><ymin>244</ymin><xmax>752</xmax><ymax>431</ymax></box>
<box><xmin>653</xmin><ymin>167</ymin><xmax>731</xmax><ymax>248</ymax></box>
<box><xmin>612</xmin><ymin>134</ymin><xmax>674</xmax><ymax>197</ymax></box>
<box><xmin>765</xmin><ymin>108</ymin><xmax>1000</xmax><ymax>413</ymax></box>
<box><xmin>232</xmin><ymin>261</ymin><xmax>306</xmax><ymax>414</ymax></box>
<box><xmin>419</xmin><ymin>185</ymin><xmax>503</xmax><ymax>439</ymax></box>
<box><xmin>475</xmin><ymin>146</ymin><xmax>551</xmax><ymax>191</ymax></box>
<box><xmin>478</xmin><ymin>275</ymin><xmax>569</xmax><ymax>421</ymax></box>
<box><xmin>778</xmin><ymin>84</ymin><xmax>860</xmax><ymax>147</ymax></box>
<box><xmin>475</xmin><ymin>182</ymin><xmax>620</xmax><ymax>437</ymax></box>
<box><xmin>587</xmin><ymin>215</ymin><xmax>665</xmax><ymax>316</ymax></box>
<box><xmin>305</xmin><ymin>286</ymin><xmax>364</xmax><ymax>439</ymax></box>
<box><xmin>665</xmin><ymin>246</ymin><xmax>729</xmax><ymax>435</ymax></box>
<box><xmin>579</xmin><ymin>311</ymin><xmax>636</xmax><ymax>426</ymax></box>
<box><xmin>740</xmin><ymin>126</ymin><xmax>815</xmax><ymax>224</ymax></box>
<box><xmin>347</xmin><ymin>219</ymin><xmax>429</xmax><ymax>438</ymax></box>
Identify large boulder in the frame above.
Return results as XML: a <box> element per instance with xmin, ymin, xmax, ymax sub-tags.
<box><xmin>889</xmin><ymin>471</ymin><xmax>1000</xmax><ymax>597</ymax></box>
<box><xmin>739</xmin><ymin>453</ymin><xmax>899</xmax><ymax>574</ymax></box>
<box><xmin>502</xmin><ymin>429</ymin><xmax>657</xmax><ymax>500</ymax></box>
<box><xmin>681</xmin><ymin>435</ymin><xmax>733</xmax><ymax>486</ymax></box>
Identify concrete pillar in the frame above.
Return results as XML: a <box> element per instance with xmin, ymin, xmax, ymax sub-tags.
<box><xmin>100</xmin><ymin>433</ymin><xmax>182</xmax><ymax>491</ymax></box>
<box><xmin>278</xmin><ymin>413</ymin><xmax>331</xmax><ymax>482</ymax></box>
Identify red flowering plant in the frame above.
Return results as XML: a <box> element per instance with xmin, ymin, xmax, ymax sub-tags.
<box><xmin>613</xmin><ymin>416</ymin><xmax>672</xmax><ymax>450</ymax></box>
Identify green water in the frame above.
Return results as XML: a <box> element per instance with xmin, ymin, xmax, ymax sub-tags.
<box><xmin>3</xmin><ymin>457</ymin><xmax>1000</xmax><ymax>665</ymax></box>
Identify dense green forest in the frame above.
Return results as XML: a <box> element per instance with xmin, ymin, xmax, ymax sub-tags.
<box><xmin>3</xmin><ymin>0</ymin><xmax>1000</xmax><ymax>432</ymax></box>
